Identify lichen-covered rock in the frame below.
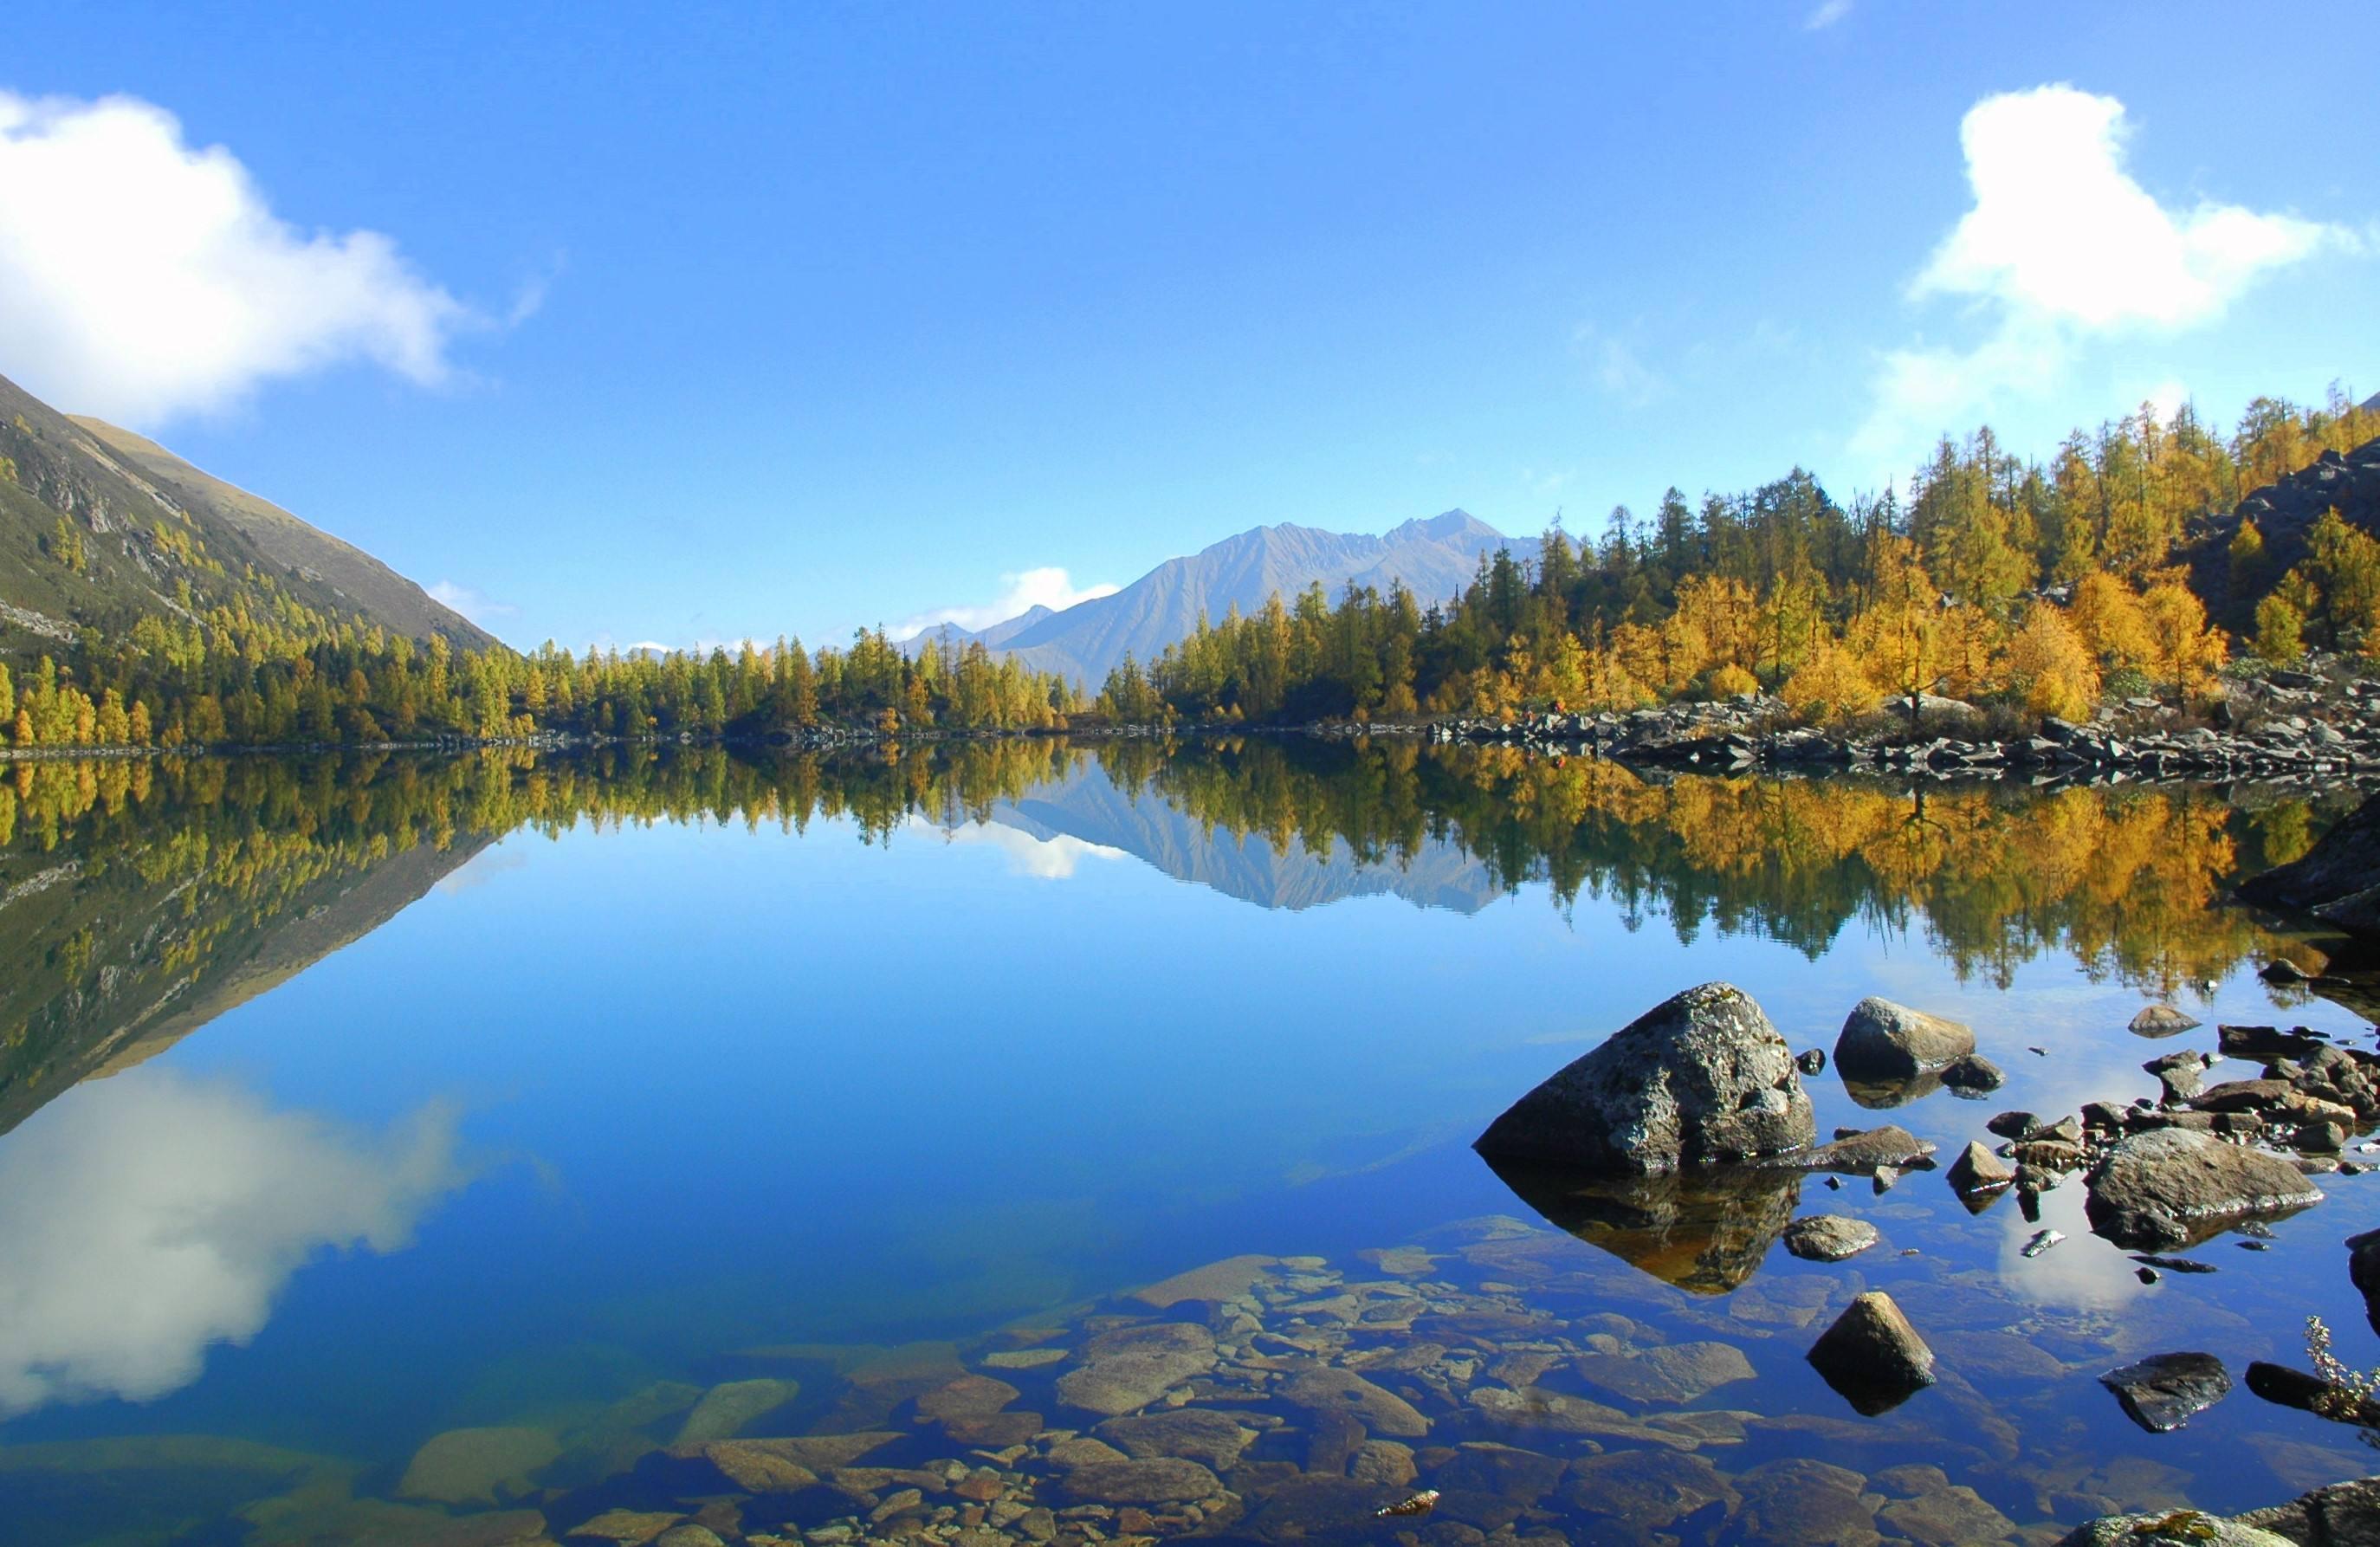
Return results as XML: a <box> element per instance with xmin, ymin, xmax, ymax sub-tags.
<box><xmin>1474</xmin><ymin>983</ymin><xmax>1814</xmax><ymax>1173</ymax></box>
<box><xmin>1834</xmin><ymin>997</ymin><xmax>1976</xmax><ymax>1080</ymax></box>
<box><xmin>2055</xmin><ymin>1512</ymin><xmax>2295</xmax><ymax>1546</ymax></box>
<box><xmin>2083</xmin><ymin>1129</ymin><xmax>2323</xmax><ymax>1249</ymax></box>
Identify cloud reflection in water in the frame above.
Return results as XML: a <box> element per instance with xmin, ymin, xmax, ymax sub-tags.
<box><xmin>0</xmin><ymin>1068</ymin><xmax>467</xmax><ymax>1416</ymax></box>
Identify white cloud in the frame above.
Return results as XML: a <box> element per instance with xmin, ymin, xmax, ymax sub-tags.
<box><xmin>1851</xmin><ymin>85</ymin><xmax>2356</xmax><ymax>476</ymax></box>
<box><xmin>426</xmin><ymin>579</ymin><xmax>517</xmax><ymax>627</ymax></box>
<box><xmin>918</xmin><ymin>816</ymin><xmax>1127</xmax><ymax>880</ymax></box>
<box><xmin>1572</xmin><ymin>325</ymin><xmax>1665</xmax><ymax>409</ymax></box>
<box><xmin>1804</xmin><ymin>0</ymin><xmax>1853</xmax><ymax>29</ymax></box>
<box><xmin>0</xmin><ymin>92</ymin><xmax>481</xmax><ymax>425</ymax></box>
<box><xmin>0</xmin><ymin>1069</ymin><xmax>467</xmax><ymax>1416</ymax></box>
<box><xmin>893</xmin><ymin>566</ymin><xmax>1119</xmax><ymax>643</ymax></box>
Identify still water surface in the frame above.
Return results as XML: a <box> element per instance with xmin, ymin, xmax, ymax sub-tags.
<box><xmin>1</xmin><ymin>740</ymin><xmax>2376</xmax><ymax>1544</ymax></box>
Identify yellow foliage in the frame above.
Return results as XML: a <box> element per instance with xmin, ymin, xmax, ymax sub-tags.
<box><xmin>2001</xmin><ymin>602</ymin><xmax>2099</xmax><ymax>722</ymax></box>
<box><xmin>1781</xmin><ymin>643</ymin><xmax>1884</xmax><ymax>724</ymax></box>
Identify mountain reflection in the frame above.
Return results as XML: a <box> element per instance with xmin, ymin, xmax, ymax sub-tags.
<box><xmin>0</xmin><ymin>1067</ymin><xmax>464</xmax><ymax>1416</ymax></box>
<box><xmin>0</xmin><ymin>739</ymin><xmax>2353</xmax><ymax>1148</ymax></box>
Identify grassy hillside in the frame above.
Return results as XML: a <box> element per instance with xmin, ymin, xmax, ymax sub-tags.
<box><xmin>0</xmin><ymin>371</ymin><xmax>491</xmax><ymax>660</ymax></box>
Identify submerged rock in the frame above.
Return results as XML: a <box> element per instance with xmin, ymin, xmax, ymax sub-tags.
<box><xmin>1277</xmin><ymin>1363</ymin><xmax>1430</xmax><ymax>1437</ymax></box>
<box><xmin>1056</xmin><ymin>1323</ymin><xmax>1219</xmax><ymax>1417</ymax></box>
<box><xmin>1806</xmin><ymin>1291</ymin><xmax>1935</xmax><ymax>1415</ymax></box>
<box><xmin>2084</xmin><ymin>1129</ymin><xmax>2324</xmax><ymax>1249</ymax></box>
<box><xmin>2099</xmin><ymin>1353</ymin><xmax>2232</xmax><ymax>1433</ymax></box>
<box><xmin>1473</xmin><ymin>982</ymin><xmax>1814</xmax><ymax>1173</ymax></box>
<box><xmin>1561</xmin><ymin>1448</ymin><xmax>1739</xmax><ymax>1537</ymax></box>
<box><xmin>671</xmin><ymin>1379</ymin><xmax>800</xmax><ymax>1446</ymax></box>
<box><xmin>396</xmin><ymin>1427</ymin><xmax>562</xmax><ymax>1506</ymax></box>
<box><xmin>1058</xmin><ymin>1457</ymin><xmax>1220</xmax><ymax>1505</ymax></box>
<box><xmin>1716</xmin><ymin>1458</ymin><xmax>1883</xmax><ymax>1547</ymax></box>
<box><xmin>1571</xmin><ymin>1340</ymin><xmax>1755</xmax><ymax>1406</ymax></box>
<box><xmin>1782</xmin><ymin>1215</ymin><xmax>1881</xmax><ymax>1262</ymax></box>
<box><xmin>1094</xmin><ymin>1409</ymin><xmax>1255</xmax><ymax>1470</ymax></box>
<box><xmin>1834</xmin><ymin>997</ymin><xmax>1976</xmax><ymax>1081</ymax></box>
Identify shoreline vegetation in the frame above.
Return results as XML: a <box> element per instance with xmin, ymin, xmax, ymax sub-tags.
<box><xmin>4</xmin><ymin>389</ymin><xmax>2378</xmax><ymax>764</ymax></box>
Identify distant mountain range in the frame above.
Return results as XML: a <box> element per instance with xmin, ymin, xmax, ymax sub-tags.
<box><xmin>909</xmin><ymin>509</ymin><xmax>1527</xmax><ymax>688</ymax></box>
<box><xmin>0</xmin><ymin>371</ymin><xmax>490</xmax><ymax>654</ymax></box>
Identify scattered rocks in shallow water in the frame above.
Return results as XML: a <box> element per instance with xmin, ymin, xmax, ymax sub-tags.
<box><xmin>670</xmin><ymin>1379</ymin><xmax>800</xmax><ymax>1446</ymax></box>
<box><xmin>1834</xmin><ymin>996</ymin><xmax>1976</xmax><ymax>1081</ymax></box>
<box><xmin>1055</xmin><ymin>1322</ymin><xmax>1218</xmax><ymax>1417</ymax></box>
<box><xmin>2220</xmin><ymin>1024</ymin><xmax>2330</xmax><ymax>1061</ymax></box>
<box><xmin>2099</xmin><ymin>1352</ymin><xmax>2232</xmax><ymax>1433</ymax></box>
<box><xmin>1473</xmin><ymin>982</ymin><xmax>1815</xmax><ymax>1172</ymax></box>
<box><xmin>2131</xmin><ymin>1004</ymin><xmax>2202</xmax><ymax>1038</ymax></box>
<box><xmin>396</xmin><ymin>1427</ymin><xmax>562</xmax><ymax>1506</ymax></box>
<box><xmin>1946</xmin><ymin>1140</ymin><xmax>2015</xmax><ymax>1200</ymax></box>
<box><xmin>1782</xmin><ymin>1214</ymin><xmax>1881</xmax><ymax>1262</ymax></box>
<box><xmin>1806</xmin><ymin>1291</ymin><xmax>1936</xmax><ymax>1415</ymax></box>
<box><xmin>2084</xmin><ymin>1128</ymin><xmax>2324</xmax><ymax>1249</ymax></box>
<box><xmin>1796</xmin><ymin>1047</ymin><xmax>1826</xmax><ymax>1074</ymax></box>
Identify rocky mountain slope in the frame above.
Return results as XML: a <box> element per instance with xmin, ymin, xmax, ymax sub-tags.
<box><xmin>2186</xmin><ymin>428</ymin><xmax>2380</xmax><ymax>629</ymax></box>
<box><xmin>0</xmin><ymin>371</ymin><xmax>491</xmax><ymax>655</ymax></box>
<box><xmin>947</xmin><ymin>510</ymin><xmax>1523</xmax><ymax>687</ymax></box>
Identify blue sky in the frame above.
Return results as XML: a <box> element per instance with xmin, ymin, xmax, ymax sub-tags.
<box><xmin>1</xmin><ymin>2</ymin><xmax>2372</xmax><ymax>652</ymax></box>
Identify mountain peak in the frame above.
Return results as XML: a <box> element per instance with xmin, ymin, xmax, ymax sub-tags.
<box><xmin>1385</xmin><ymin>508</ymin><xmax>1501</xmax><ymax>544</ymax></box>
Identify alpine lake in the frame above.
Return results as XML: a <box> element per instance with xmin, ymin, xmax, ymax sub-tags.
<box><xmin>4</xmin><ymin>735</ymin><xmax>2380</xmax><ymax>1547</ymax></box>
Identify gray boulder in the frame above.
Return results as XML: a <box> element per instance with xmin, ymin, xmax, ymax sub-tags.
<box><xmin>1834</xmin><ymin>998</ymin><xmax>1976</xmax><ymax>1081</ymax></box>
<box><xmin>1475</xmin><ymin>982</ymin><xmax>1814</xmax><ymax>1173</ymax></box>
<box><xmin>2083</xmin><ymin>1129</ymin><xmax>2324</xmax><ymax>1249</ymax></box>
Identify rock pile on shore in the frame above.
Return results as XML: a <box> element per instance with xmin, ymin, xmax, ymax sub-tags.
<box><xmin>1353</xmin><ymin>658</ymin><xmax>2380</xmax><ymax>785</ymax></box>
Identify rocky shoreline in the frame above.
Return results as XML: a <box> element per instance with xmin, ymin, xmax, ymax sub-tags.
<box><xmin>1308</xmin><ymin>660</ymin><xmax>2380</xmax><ymax>786</ymax></box>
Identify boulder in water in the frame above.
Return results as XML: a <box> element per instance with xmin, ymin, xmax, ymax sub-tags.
<box><xmin>1474</xmin><ymin>982</ymin><xmax>1814</xmax><ymax>1173</ymax></box>
<box><xmin>1834</xmin><ymin>997</ymin><xmax>1976</xmax><ymax>1081</ymax></box>
<box><xmin>2083</xmin><ymin>1128</ymin><xmax>2323</xmax><ymax>1249</ymax></box>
